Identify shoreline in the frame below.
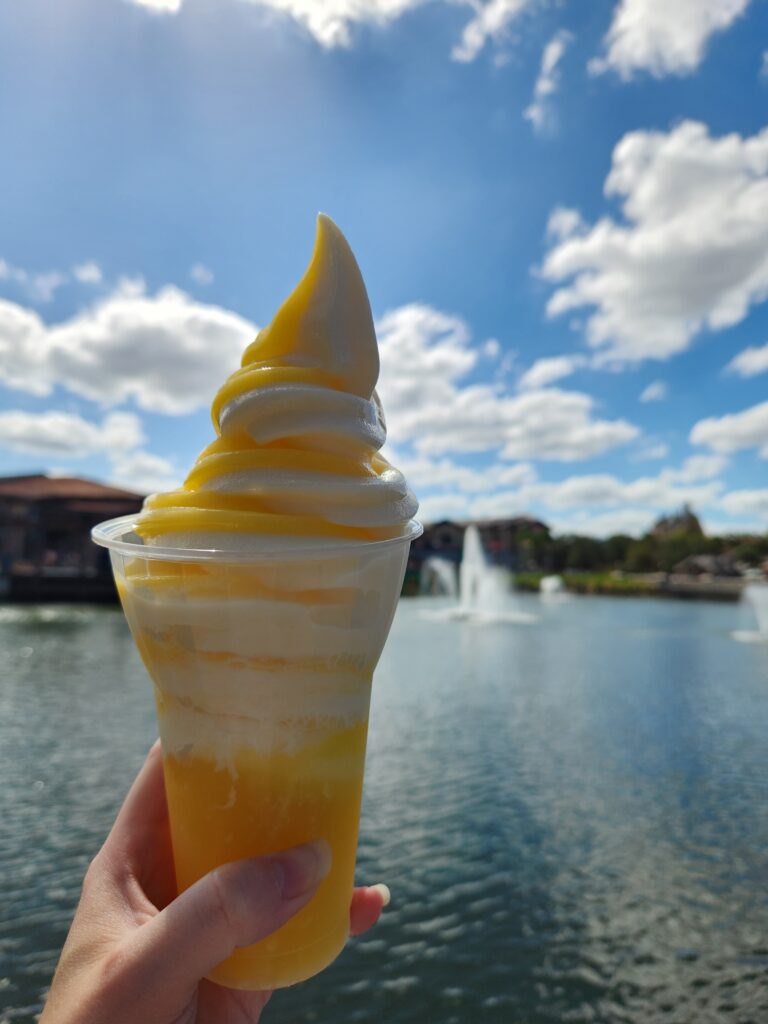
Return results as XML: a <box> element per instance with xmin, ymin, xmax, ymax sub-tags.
<box><xmin>513</xmin><ymin>572</ymin><xmax>748</xmax><ymax>603</ymax></box>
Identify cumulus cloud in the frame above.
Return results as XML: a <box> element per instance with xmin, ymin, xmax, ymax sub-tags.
<box><xmin>0</xmin><ymin>410</ymin><xmax>144</xmax><ymax>457</ymax></box>
<box><xmin>73</xmin><ymin>261</ymin><xmax>103</xmax><ymax>285</ymax></box>
<box><xmin>725</xmin><ymin>343</ymin><xmax>768</xmax><ymax>378</ymax></box>
<box><xmin>547</xmin><ymin>508</ymin><xmax>658</xmax><ymax>538</ymax></box>
<box><xmin>518</xmin><ymin>355</ymin><xmax>585</xmax><ymax>390</ymax></box>
<box><xmin>129</xmin><ymin>0</ymin><xmax>183</xmax><ymax>11</ymax></box>
<box><xmin>690</xmin><ymin>400</ymin><xmax>768</xmax><ymax>457</ymax></box>
<box><xmin>376</xmin><ymin>303</ymin><xmax>638</xmax><ymax>461</ymax></box>
<box><xmin>125</xmin><ymin>0</ymin><xmax>538</xmax><ymax>60</ymax></box>
<box><xmin>0</xmin><ymin>259</ymin><xmax>67</xmax><ymax>303</ymax></box>
<box><xmin>524</xmin><ymin>29</ymin><xmax>573</xmax><ymax>132</ymax></box>
<box><xmin>523</xmin><ymin>466</ymin><xmax>722</xmax><ymax>512</ymax></box>
<box><xmin>190</xmin><ymin>263</ymin><xmax>214</xmax><ymax>286</ymax></box>
<box><xmin>414</xmin><ymin>452</ymin><xmax>731</xmax><ymax>534</ymax></box>
<box><xmin>720</xmin><ymin>488</ymin><xmax>768</xmax><ymax>520</ymax></box>
<box><xmin>390</xmin><ymin>451</ymin><xmax>537</xmax><ymax>500</ymax></box>
<box><xmin>541</xmin><ymin>121</ymin><xmax>768</xmax><ymax>365</ymax></box>
<box><xmin>0</xmin><ymin>282</ymin><xmax>255</xmax><ymax>415</ymax></box>
<box><xmin>590</xmin><ymin>0</ymin><xmax>753</xmax><ymax>79</ymax></box>
<box><xmin>1</xmin><ymin>258</ymin><xmax>103</xmax><ymax>301</ymax></box>
<box><xmin>633</xmin><ymin>442</ymin><xmax>670</xmax><ymax>461</ymax></box>
<box><xmin>453</xmin><ymin>0</ymin><xmax>538</xmax><ymax>63</ymax></box>
<box><xmin>109</xmin><ymin>449</ymin><xmax>181</xmax><ymax>494</ymax></box>
<box><xmin>640</xmin><ymin>380</ymin><xmax>667</xmax><ymax>402</ymax></box>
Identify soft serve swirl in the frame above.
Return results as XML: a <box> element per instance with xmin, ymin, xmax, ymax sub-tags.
<box><xmin>136</xmin><ymin>215</ymin><xmax>417</xmax><ymax>547</ymax></box>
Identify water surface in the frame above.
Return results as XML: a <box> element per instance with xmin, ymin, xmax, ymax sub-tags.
<box><xmin>1</xmin><ymin>596</ymin><xmax>768</xmax><ymax>1023</ymax></box>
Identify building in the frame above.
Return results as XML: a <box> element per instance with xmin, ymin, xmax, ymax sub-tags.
<box><xmin>653</xmin><ymin>503</ymin><xmax>704</xmax><ymax>539</ymax></box>
<box><xmin>405</xmin><ymin>515</ymin><xmax>549</xmax><ymax>592</ymax></box>
<box><xmin>0</xmin><ymin>474</ymin><xmax>144</xmax><ymax>601</ymax></box>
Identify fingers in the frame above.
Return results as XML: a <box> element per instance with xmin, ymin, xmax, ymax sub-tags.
<box><xmin>349</xmin><ymin>884</ymin><xmax>390</xmax><ymax>936</ymax></box>
<box><xmin>103</xmin><ymin>740</ymin><xmax>168</xmax><ymax>865</ymax></box>
<box><xmin>129</xmin><ymin>841</ymin><xmax>331</xmax><ymax>996</ymax></box>
<box><xmin>196</xmin><ymin>981</ymin><xmax>272</xmax><ymax>1024</ymax></box>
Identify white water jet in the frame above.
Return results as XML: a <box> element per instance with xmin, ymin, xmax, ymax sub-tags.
<box><xmin>423</xmin><ymin>524</ymin><xmax>537</xmax><ymax>624</ymax></box>
<box><xmin>421</xmin><ymin>556</ymin><xmax>458</xmax><ymax>597</ymax></box>
<box><xmin>733</xmin><ymin>583</ymin><xmax>768</xmax><ymax>643</ymax></box>
<box><xmin>540</xmin><ymin>575</ymin><xmax>568</xmax><ymax>603</ymax></box>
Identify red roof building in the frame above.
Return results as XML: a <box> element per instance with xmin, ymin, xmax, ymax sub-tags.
<box><xmin>0</xmin><ymin>475</ymin><xmax>144</xmax><ymax>599</ymax></box>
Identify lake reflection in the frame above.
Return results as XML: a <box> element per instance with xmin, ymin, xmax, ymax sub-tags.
<box><xmin>1</xmin><ymin>596</ymin><xmax>768</xmax><ymax>1023</ymax></box>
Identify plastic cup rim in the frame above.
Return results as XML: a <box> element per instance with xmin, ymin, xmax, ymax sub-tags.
<box><xmin>91</xmin><ymin>514</ymin><xmax>423</xmax><ymax>563</ymax></box>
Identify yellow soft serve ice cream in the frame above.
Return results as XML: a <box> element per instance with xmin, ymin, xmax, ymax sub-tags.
<box><xmin>104</xmin><ymin>216</ymin><xmax>419</xmax><ymax>992</ymax></box>
<box><xmin>136</xmin><ymin>214</ymin><xmax>417</xmax><ymax>546</ymax></box>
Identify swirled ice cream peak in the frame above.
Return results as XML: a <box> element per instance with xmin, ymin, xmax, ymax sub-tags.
<box><xmin>136</xmin><ymin>214</ymin><xmax>417</xmax><ymax>546</ymax></box>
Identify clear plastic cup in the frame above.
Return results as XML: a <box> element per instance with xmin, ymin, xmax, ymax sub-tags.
<box><xmin>92</xmin><ymin>515</ymin><xmax>420</xmax><ymax>990</ymax></box>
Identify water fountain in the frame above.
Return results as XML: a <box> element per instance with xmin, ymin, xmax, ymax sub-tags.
<box><xmin>423</xmin><ymin>524</ymin><xmax>537</xmax><ymax>624</ymax></box>
<box><xmin>733</xmin><ymin>583</ymin><xmax>768</xmax><ymax>643</ymax></box>
<box><xmin>540</xmin><ymin>574</ymin><xmax>568</xmax><ymax>602</ymax></box>
<box><xmin>420</xmin><ymin>556</ymin><xmax>458</xmax><ymax>597</ymax></box>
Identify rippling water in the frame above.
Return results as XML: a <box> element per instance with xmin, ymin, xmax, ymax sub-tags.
<box><xmin>2</xmin><ymin>595</ymin><xmax>768</xmax><ymax>1023</ymax></box>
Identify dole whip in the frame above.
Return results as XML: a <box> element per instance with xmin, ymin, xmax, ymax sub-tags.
<box><xmin>94</xmin><ymin>215</ymin><xmax>419</xmax><ymax>991</ymax></box>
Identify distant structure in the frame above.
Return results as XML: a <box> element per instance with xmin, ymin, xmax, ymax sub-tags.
<box><xmin>405</xmin><ymin>516</ymin><xmax>549</xmax><ymax>592</ymax></box>
<box><xmin>673</xmin><ymin>554</ymin><xmax>740</xmax><ymax>578</ymax></box>
<box><xmin>0</xmin><ymin>474</ymin><xmax>144</xmax><ymax>601</ymax></box>
<box><xmin>652</xmin><ymin>503</ymin><xmax>703</xmax><ymax>538</ymax></box>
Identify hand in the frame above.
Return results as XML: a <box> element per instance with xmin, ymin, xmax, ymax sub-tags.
<box><xmin>40</xmin><ymin>742</ymin><xmax>389</xmax><ymax>1024</ymax></box>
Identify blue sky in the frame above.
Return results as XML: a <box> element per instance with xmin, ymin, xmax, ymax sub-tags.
<box><xmin>0</xmin><ymin>0</ymin><xmax>767</xmax><ymax>536</ymax></box>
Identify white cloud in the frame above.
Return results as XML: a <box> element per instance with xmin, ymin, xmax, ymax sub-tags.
<box><xmin>129</xmin><ymin>0</ymin><xmax>183</xmax><ymax>12</ymax></box>
<box><xmin>125</xmin><ymin>0</ymin><xmax>425</xmax><ymax>45</ymax></box>
<box><xmin>28</xmin><ymin>272</ymin><xmax>68</xmax><ymax>303</ymax></box>
<box><xmin>590</xmin><ymin>0</ymin><xmax>753</xmax><ymax>79</ymax></box>
<box><xmin>720</xmin><ymin>488</ymin><xmax>768</xmax><ymax>520</ymax></box>
<box><xmin>414</xmin><ymin>453</ymin><xmax>729</xmax><ymax>534</ymax></box>
<box><xmin>0</xmin><ymin>410</ymin><xmax>144</xmax><ymax>457</ymax></box>
<box><xmin>417</xmin><ymin>492</ymin><xmax>473</xmax><ymax>523</ymax></box>
<box><xmin>376</xmin><ymin>303</ymin><xmax>638</xmax><ymax>461</ymax></box>
<box><xmin>1</xmin><ymin>258</ymin><xmax>102</xmax><ymax>300</ymax></box>
<box><xmin>0</xmin><ymin>285</ymin><xmax>634</xmax><ymax>465</ymax></box>
<box><xmin>518</xmin><ymin>354</ymin><xmax>585</xmax><ymax>390</ymax></box>
<box><xmin>667</xmin><ymin>453</ymin><xmax>728</xmax><ymax>482</ymax></box>
<box><xmin>640</xmin><ymin>380</ymin><xmax>667</xmax><ymax>402</ymax></box>
<box><xmin>548</xmin><ymin>508</ymin><xmax>657</xmax><ymax>538</ymax></box>
<box><xmin>546</xmin><ymin>206</ymin><xmax>586</xmax><ymax>241</ymax></box>
<box><xmin>633</xmin><ymin>442</ymin><xmax>670</xmax><ymax>461</ymax></box>
<box><xmin>460</xmin><ymin>459</ymin><xmax>726</xmax><ymax>535</ymax></box>
<box><xmin>524</xmin><ymin>29</ymin><xmax>572</xmax><ymax>132</ymax></box>
<box><xmin>691</xmin><ymin>400</ymin><xmax>768</xmax><ymax>457</ymax></box>
<box><xmin>762</xmin><ymin>50</ymin><xmax>768</xmax><ymax>79</ymax></box>
<box><xmin>541</xmin><ymin>121</ymin><xmax>768</xmax><ymax>365</ymax></box>
<box><xmin>501</xmin><ymin>390</ymin><xmax>639</xmax><ymax>461</ymax></box>
<box><xmin>190</xmin><ymin>263</ymin><xmax>214</xmax><ymax>286</ymax></box>
<box><xmin>725</xmin><ymin>343</ymin><xmax>768</xmax><ymax>378</ymax></box>
<box><xmin>0</xmin><ymin>282</ymin><xmax>256</xmax><ymax>415</ymax></box>
<box><xmin>0</xmin><ymin>259</ymin><xmax>67</xmax><ymax>303</ymax></box>
<box><xmin>452</xmin><ymin>0</ymin><xmax>537</xmax><ymax>62</ymax></box>
<box><xmin>252</xmin><ymin>0</ymin><xmax>423</xmax><ymax>47</ymax></box>
<box><xmin>109</xmin><ymin>449</ymin><xmax>181</xmax><ymax>494</ymax></box>
<box><xmin>520</xmin><ymin>469</ymin><xmax>722</xmax><ymax>512</ymax></box>
<box><xmin>73</xmin><ymin>261</ymin><xmax>103</xmax><ymax>285</ymax></box>
<box><xmin>126</xmin><ymin>0</ymin><xmax>538</xmax><ymax>61</ymax></box>
<box><xmin>391</xmin><ymin>450</ymin><xmax>536</xmax><ymax>495</ymax></box>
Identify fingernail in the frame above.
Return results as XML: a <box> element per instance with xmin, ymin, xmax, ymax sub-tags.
<box><xmin>371</xmin><ymin>883</ymin><xmax>391</xmax><ymax>907</ymax></box>
<box><xmin>275</xmin><ymin>840</ymin><xmax>332</xmax><ymax>900</ymax></box>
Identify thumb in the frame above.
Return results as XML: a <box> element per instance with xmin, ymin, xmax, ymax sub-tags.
<box><xmin>131</xmin><ymin>840</ymin><xmax>331</xmax><ymax>994</ymax></box>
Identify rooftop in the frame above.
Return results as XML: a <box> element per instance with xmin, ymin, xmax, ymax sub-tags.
<box><xmin>0</xmin><ymin>474</ymin><xmax>144</xmax><ymax>501</ymax></box>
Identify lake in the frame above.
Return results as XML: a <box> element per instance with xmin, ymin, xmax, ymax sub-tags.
<box><xmin>1</xmin><ymin>594</ymin><xmax>768</xmax><ymax>1023</ymax></box>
